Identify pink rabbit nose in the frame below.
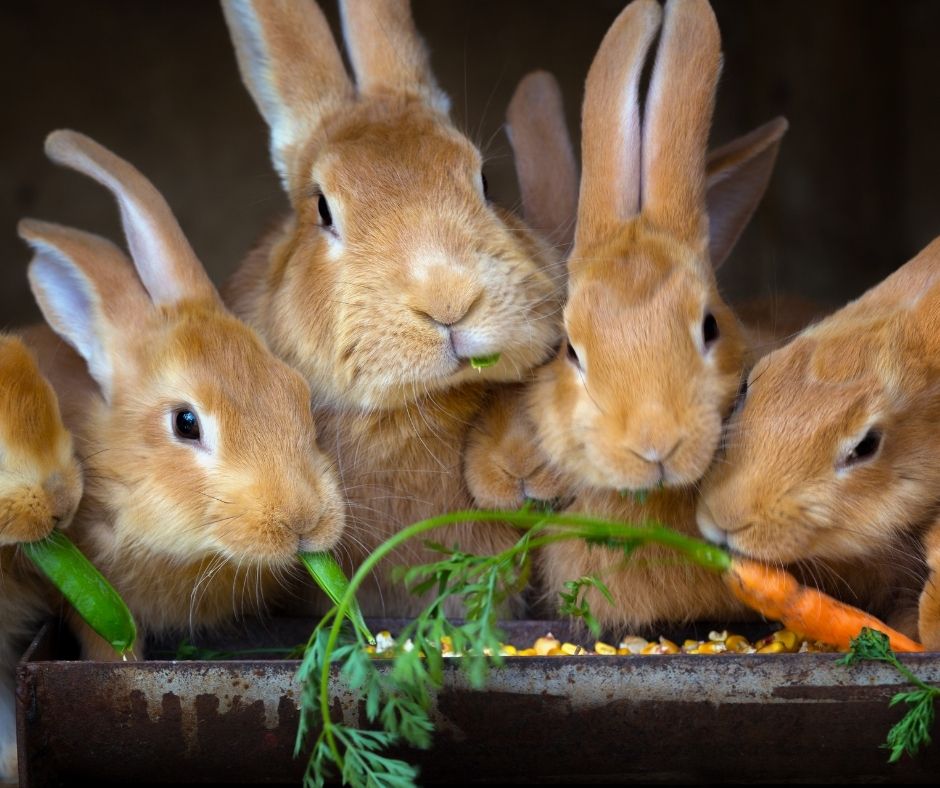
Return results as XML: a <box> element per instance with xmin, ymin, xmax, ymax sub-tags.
<box><xmin>628</xmin><ymin>438</ymin><xmax>683</xmax><ymax>465</ymax></box>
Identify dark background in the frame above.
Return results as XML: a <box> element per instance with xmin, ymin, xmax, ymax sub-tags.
<box><xmin>1</xmin><ymin>0</ymin><xmax>936</xmax><ymax>328</ymax></box>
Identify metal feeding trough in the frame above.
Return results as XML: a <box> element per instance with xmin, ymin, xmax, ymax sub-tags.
<box><xmin>16</xmin><ymin>617</ymin><xmax>940</xmax><ymax>784</ymax></box>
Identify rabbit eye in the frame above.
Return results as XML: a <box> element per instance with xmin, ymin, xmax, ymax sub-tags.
<box><xmin>173</xmin><ymin>409</ymin><xmax>201</xmax><ymax>441</ymax></box>
<box><xmin>734</xmin><ymin>377</ymin><xmax>748</xmax><ymax>410</ymax></box>
<box><xmin>481</xmin><ymin>171</ymin><xmax>489</xmax><ymax>200</ymax></box>
<box><xmin>843</xmin><ymin>429</ymin><xmax>881</xmax><ymax>468</ymax></box>
<box><xmin>702</xmin><ymin>312</ymin><xmax>719</xmax><ymax>349</ymax></box>
<box><xmin>566</xmin><ymin>341</ymin><xmax>582</xmax><ymax>370</ymax></box>
<box><xmin>317</xmin><ymin>194</ymin><xmax>333</xmax><ymax>228</ymax></box>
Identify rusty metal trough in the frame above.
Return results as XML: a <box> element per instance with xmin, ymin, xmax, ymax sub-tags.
<box><xmin>16</xmin><ymin>617</ymin><xmax>940</xmax><ymax>784</ymax></box>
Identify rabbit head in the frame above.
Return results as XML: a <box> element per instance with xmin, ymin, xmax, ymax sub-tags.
<box><xmin>698</xmin><ymin>237</ymin><xmax>940</xmax><ymax>565</ymax></box>
<box><xmin>0</xmin><ymin>335</ymin><xmax>82</xmax><ymax>545</ymax></box>
<box><xmin>20</xmin><ymin>130</ymin><xmax>344</xmax><ymax>568</ymax></box>
<box><xmin>527</xmin><ymin>0</ymin><xmax>786</xmax><ymax>493</ymax></box>
<box><xmin>221</xmin><ymin>0</ymin><xmax>562</xmax><ymax>410</ymax></box>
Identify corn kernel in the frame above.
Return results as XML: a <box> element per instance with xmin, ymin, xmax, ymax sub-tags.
<box><xmin>724</xmin><ymin>635</ymin><xmax>751</xmax><ymax>653</ymax></box>
<box><xmin>682</xmin><ymin>639</ymin><xmax>700</xmax><ymax>650</ymax></box>
<box><xmin>658</xmin><ymin>637</ymin><xmax>679</xmax><ymax>654</ymax></box>
<box><xmin>546</xmin><ymin>647</ymin><xmax>566</xmax><ymax>656</ymax></box>
<box><xmin>375</xmin><ymin>631</ymin><xmax>395</xmax><ymax>654</ymax></box>
<box><xmin>534</xmin><ymin>636</ymin><xmax>560</xmax><ymax>656</ymax></box>
<box><xmin>696</xmin><ymin>641</ymin><xmax>727</xmax><ymax>654</ymax></box>
<box><xmin>772</xmin><ymin>630</ymin><xmax>800</xmax><ymax>651</ymax></box>
<box><xmin>500</xmin><ymin>644</ymin><xmax>517</xmax><ymax>656</ymax></box>
<box><xmin>365</xmin><ymin>645</ymin><xmax>377</xmax><ymax>655</ymax></box>
<box><xmin>757</xmin><ymin>641</ymin><xmax>786</xmax><ymax>654</ymax></box>
<box><xmin>560</xmin><ymin>642</ymin><xmax>579</xmax><ymax>655</ymax></box>
<box><xmin>594</xmin><ymin>641</ymin><xmax>617</xmax><ymax>655</ymax></box>
<box><xmin>516</xmin><ymin>648</ymin><xmax>537</xmax><ymax>656</ymax></box>
<box><xmin>619</xmin><ymin>636</ymin><xmax>649</xmax><ymax>654</ymax></box>
<box><xmin>616</xmin><ymin>647</ymin><xmax>632</xmax><ymax>655</ymax></box>
<box><xmin>440</xmin><ymin>636</ymin><xmax>454</xmax><ymax>654</ymax></box>
<box><xmin>708</xmin><ymin>630</ymin><xmax>728</xmax><ymax>643</ymax></box>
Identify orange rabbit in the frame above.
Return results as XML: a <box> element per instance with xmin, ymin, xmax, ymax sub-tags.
<box><xmin>220</xmin><ymin>0</ymin><xmax>569</xmax><ymax>615</ymax></box>
<box><xmin>19</xmin><ymin>130</ymin><xmax>345</xmax><ymax>661</ymax></box>
<box><xmin>466</xmin><ymin>0</ymin><xmax>790</xmax><ymax>630</ymax></box>
<box><xmin>0</xmin><ymin>334</ymin><xmax>82</xmax><ymax>782</ymax></box>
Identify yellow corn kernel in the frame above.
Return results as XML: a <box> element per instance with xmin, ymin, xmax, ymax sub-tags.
<box><xmin>682</xmin><ymin>639</ymin><xmax>700</xmax><ymax>650</ymax></box>
<box><xmin>534</xmin><ymin>636</ymin><xmax>560</xmax><ymax>656</ymax></box>
<box><xmin>616</xmin><ymin>647</ymin><xmax>633</xmax><ymax>655</ymax></box>
<box><xmin>640</xmin><ymin>642</ymin><xmax>660</xmax><ymax>655</ymax></box>
<box><xmin>708</xmin><ymin>630</ymin><xmax>728</xmax><ymax>643</ymax></box>
<box><xmin>658</xmin><ymin>637</ymin><xmax>679</xmax><ymax>654</ymax></box>
<box><xmin>546</xmin><ymin>647</ymin><xmax>566</xmax><ymax>656</ymax></box>
<box><xmin>772</xmin><ymin>630</ymin><xmax>800</xmax><ymax>651</ymax></box>
<box><xmin>757</xmin><ymin>641</ymin><xmax>786</xmax><ymax>654</ymax></box>
<box><xmin>594</xmin><ymin>641</ymin><xmax>617</xmax><ymax>655</ymax></box>
<box><xmin>696</xmin><ymin>641</ymin><xmax>727</xmax><ymax>654</ymax></box>
<box><xmin>364</xmin><ymin>645</ymin><xmax>377</xmax><ymax>655</ymax></box>
<box><xmin>724</xmin><ymin>635</ymin><xmax>751</xmax><ymax>653</ymax></box>
<box><xmin>500</xmin><ymin>644</ymin><xmax>517</xmax><ymax>656</ymax></box>
<box><xmin>516</xmin><ymin>648</ymin><xmax>537</xmax><ymax>656</ymax></box>
<box><xmin>440</xmin><ymin>636</ymin><xmax>454</xmax><ymax>654</ymax></box>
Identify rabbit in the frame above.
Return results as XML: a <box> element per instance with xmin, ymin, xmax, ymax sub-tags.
<box><xmin>17</xmin><ymin>129</ymin><xmax>346</xmax><ymax>661</ymax></box>
<box><xmin>219</xmin><ymin>0</ymin><xmax>572</xmax><ymax>615</ymax></box>
<box><xmin>465</xmin><ymin>0</ymin><xmax>794</xmax><ymax>633</ymax></box>
<box><xmin>697</xmin><ymin>236</ymin><xmax>940</xmax><ymax>640</ymax></box>
<box><xmin>0</xmin><ymin>334</ymin><xmax>83</xmax><ymax>783</ymax></box>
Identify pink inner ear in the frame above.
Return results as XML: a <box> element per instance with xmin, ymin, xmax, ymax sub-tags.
<box><xmin>28</xmin><ymin>250</ymin><xmax>113</xmax><ymax>400</ymax></box>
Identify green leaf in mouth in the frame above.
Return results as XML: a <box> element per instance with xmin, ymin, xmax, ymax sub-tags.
<box><xmin>470</xmin><ymin>353</ymin><xmax>501</xmax><ymax>369</ymax></box>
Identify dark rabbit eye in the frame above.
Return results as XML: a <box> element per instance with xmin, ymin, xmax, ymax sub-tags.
<box><xmin>318</xmin><ymin>194</ymin><xmax>333</xmax><ymax>227</ymax></box>
<box><xmin>844</xmin><ymin>429</ymin><xmax>881</xmax><ymax>467</ymax></box>
<box><xmin>702</xmin><ymin>312</ymin><xmax>719</xmax><ymax>349</ymax></box>
<box><xmin>566</xmin><ymin>341</ymin><xmax>581</xmax><ymax>369</ymax></box>
<box><xmin>735</xmin><ymin>377</ymin><xmax>749</xmax><ymax>410</ymax></box>
<box><xmin>481</xmin><ymin>171</ymin><xmax>489</xmax><ymax>199</ymax></box>
<box><xmin>173</xmin><ymin>409</ymin><xmax>201</xmax><ymax>441</ymax></box>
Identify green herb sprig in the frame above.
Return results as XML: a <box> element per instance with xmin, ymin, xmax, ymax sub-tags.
<box><xmin>839</xmin><ymin>628</ymin><xmax>939</xmax><ymax>762</ymax></box>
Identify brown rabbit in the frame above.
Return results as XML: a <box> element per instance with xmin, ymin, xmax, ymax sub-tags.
<box><xmin>0</xmin><ymin>334</ymin><xmax>82</xmax><ymax>782</ymax></box>
<box><xmin>19</xmin><ymin>130</ymin><xmax>345</xmax><ymax>661</ymax></box>
<box><xmin>698</xmin><ymin>237</ymin><xmax>940</xmax><ymax>640</ymax></box>
<box><xmin>220</xmin><ymin>0</ymin><xmax>568</xmax><ymax>614</ymax></box>
<box><xmin>466</xmin><ymin>0</ymin><xmax>790</xmax><ymax>631</ymax></box>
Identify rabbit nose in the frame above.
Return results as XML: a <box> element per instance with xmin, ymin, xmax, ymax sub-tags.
<box><xmin>696</xmin><ymin>508</ymin><xmax>729</xmax><ymax>546</ymax></box>
<box><xmin>629</xmin><ymin>438</ymin><xmax>683</xmax><ymax>465</ymax></box>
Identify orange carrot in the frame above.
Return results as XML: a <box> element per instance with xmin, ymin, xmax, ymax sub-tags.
<box><xmin>724</xmin><ymin>557</ymin><xmax>924</xmax><ymax>653</ymax></box>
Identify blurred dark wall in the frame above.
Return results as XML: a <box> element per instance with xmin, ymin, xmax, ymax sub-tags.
<box><xmin>2</xmin><ymin>0</ymin><xmax>938</xmax><ymax>330</ymax></box>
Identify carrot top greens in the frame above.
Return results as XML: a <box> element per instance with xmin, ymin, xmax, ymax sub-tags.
<box><xmin>294</xmin><ymin>507</ymin><xmax>930</xmax><ymax>788</ymax></box>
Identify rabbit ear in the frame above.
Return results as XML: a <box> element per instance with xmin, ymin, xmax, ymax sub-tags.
<box><xmin>507</xmin><ymin>71</ymin><xmax>578</xmax><ymax>253</ymax></box>
<box><xmin>339</xmin><ymin>0</ymin><xmax>449</xmax><ymax>113</ymax></box>
<box><xmin>19</xmin><ymin>220</ymin><xmax>151</xmax><ymax>401</ymax></box>
<box><xmin>705</xmin><ymin>117</ymin><xmax>788</xmax><ymax>269</ymax></box>
<box><xmin>44</xmin><ymin>130</ymin><xmax>219</xmax><ymax>309</ymax></box>
<box><xmin>641</xmin><ymin>0</ymin><xmax>721</xmax><ymax>246</ymax></box>
<box><xmin>221</xmin><ymin>0</ymin><xmax>354</xmax><ymax>187</ymax></box>
<box><xmin>575</xmin><ymin>0</ymin><xmax>661</xmax><ymax>249</ymax></box>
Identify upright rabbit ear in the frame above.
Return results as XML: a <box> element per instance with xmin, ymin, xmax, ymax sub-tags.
<box><xmin>44</xmin><ymin>130</ymin><xmax>219</xmax><ymax>308</ymax></box>
<box><xmin>339</xmin><ymin>0</ymin><xmax>449</xmax><ymax>114</ymax></box>
<box><xmin>507</xmin><ymin>71</ymin><xmax>578</xmax><ymax>254</ymax></box>
<box><xmin>221</xmin><ymin>0</ymin><xmax>354</xmax><ymax>188</ymax></box>
<box><xmin>641</xmin><ymin>0</ymin><xmax>721</xmax><ymax>246</ymax></box>
<box><xmin>705</xmin><ymin>117</ymin><xmax>788</xmax><ymax>269</ymax></box>
<box><xmin>19</xmin><ymin>220</ymin><xmax>151</xmax><ymax>401</ymax></box>
<box><xmin>575</xmin><ymin>0</ymin><xmax>661</xmax><ymax>250</ymax></box>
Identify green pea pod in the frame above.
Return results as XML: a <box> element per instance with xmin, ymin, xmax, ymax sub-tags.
<box><xmin>298</xmin><ymin>551</ymin><xmax>374</xmax><ymax>644</ymax></box>
<box><xmin>470</xmin><ymin>353</ymin><xmax>500</xmax><ymax>370</ymax></box>
<box><xmin>23</xmin><ymin>530</ymin><xmax>137</xmax><ymax>655</ymax></box>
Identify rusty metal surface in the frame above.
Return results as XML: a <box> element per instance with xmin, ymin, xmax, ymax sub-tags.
<box><xmin>17</xmin><ymin>618</ymin><xmax>940</xmax><ymax>784</ymax></box>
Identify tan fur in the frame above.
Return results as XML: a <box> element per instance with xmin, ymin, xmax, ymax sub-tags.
<box><xmin>698</xmin><ymin>237</ymin><xmax>940</xmax><ymax>631</ymax></box>
<box><xmin>221</xmin><ymin>0</ymin><xmax>562</xmax><ymax>615</ymax></box>
<box><xmin>466</xmin><ymin>0</ymin><xmax>793</xmax><ymax>631</ymax></box>
<box><xmin>0</xmin><ymin>333</ymin><xmax>82</xmax><ymax>783</ymax></box>
<box><xmin>20</xmin><ymin>131</ymin><xmax>345</xmax><ymax>659</ymax></box>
